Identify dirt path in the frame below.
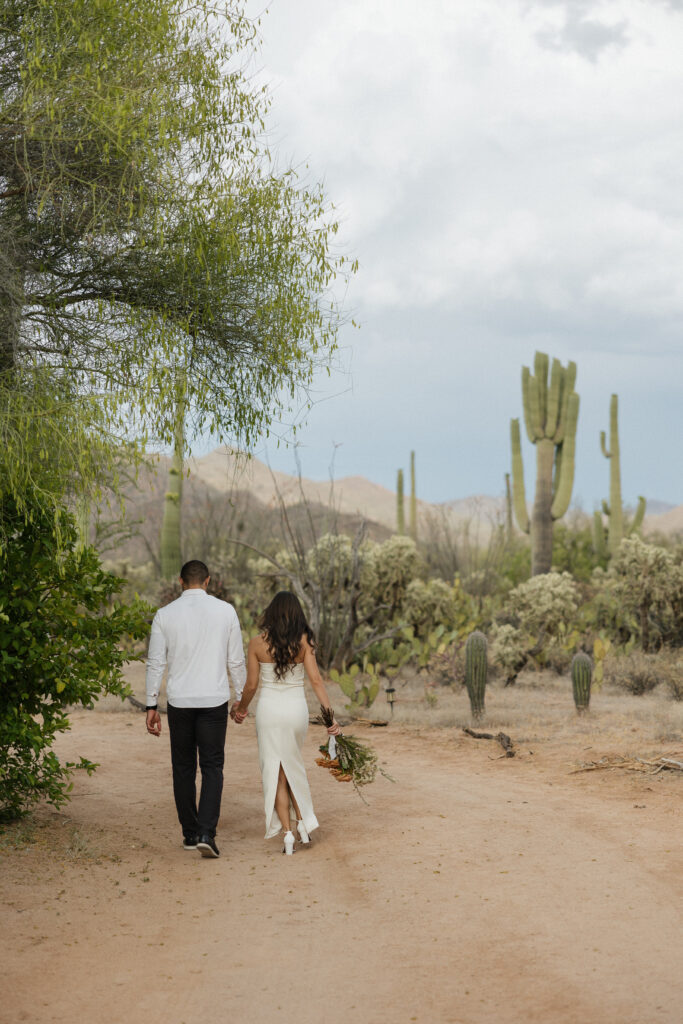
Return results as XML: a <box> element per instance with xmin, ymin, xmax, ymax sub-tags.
<box><xmin>1</xmin><ymin>709</ymin><xmax>681</xmax><ymax>1024</ymax></box>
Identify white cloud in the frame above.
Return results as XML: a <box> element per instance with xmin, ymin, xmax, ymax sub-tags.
<box><xmin>241</xmin><ymin>0</ymin><xmax>683</xmax><ymax>501</ymax></box>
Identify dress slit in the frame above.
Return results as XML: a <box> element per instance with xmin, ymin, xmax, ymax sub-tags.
<box><xmin>255</xmin><ymin>663</ymin><xmax>320</xmax><ymax>840</ymax></box>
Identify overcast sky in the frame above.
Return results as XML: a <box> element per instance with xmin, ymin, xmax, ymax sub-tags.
<box><xmin>237</xmin><ymin>0</ymin><xmax>683</xmax><ymax>507</ymax></box>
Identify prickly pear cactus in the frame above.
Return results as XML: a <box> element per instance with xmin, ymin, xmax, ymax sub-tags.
<box><xmin>571</xmin><ymin>652</ymin><xmax>592</xmax><ymax>712</ymax></box>
<box><xmin>465</xmin><ymin>631</ymin><xmax>488</xmax><ymax>719</ymax></box>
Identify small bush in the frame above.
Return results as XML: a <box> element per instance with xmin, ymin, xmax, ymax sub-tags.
<box><xmin>0</xmin><ymin>500</ymin><xmax>151</xmax><ymax>821</ymax></box>
<box><xmin>603</xmin><ymin>650</ymin><xmax>679</xmax><ymax>696</ymax></box>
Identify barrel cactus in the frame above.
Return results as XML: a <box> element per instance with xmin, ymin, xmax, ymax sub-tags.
<box><xmin>571</xmin><ymin>652</ymin><xmax>592</xmax><ymax>712</ymax></box>
<box><xmin>465</xmin><ymin>631</ymin><xmax>488</xmax><ymax>719</ymax></box>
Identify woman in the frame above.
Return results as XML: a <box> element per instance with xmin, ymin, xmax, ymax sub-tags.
<box><xmin>231</xmin><ymin>591</ymin><xmax>340</xmax><ymax>854</ymax></box>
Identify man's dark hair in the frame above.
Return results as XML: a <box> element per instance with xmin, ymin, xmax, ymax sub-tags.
<box><xmin>180</xmin><ymin>560</ymin><xmax>209</xmax><ymax>585</ymax></box>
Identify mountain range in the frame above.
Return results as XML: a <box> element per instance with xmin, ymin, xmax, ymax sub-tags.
<box><xmin>186</xmin><ymin>447</ymin><xmax>681</xmax><ymax>538</ymax></box>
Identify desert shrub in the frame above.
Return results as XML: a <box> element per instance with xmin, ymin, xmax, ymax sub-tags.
<box><xmin>427</xmin><ymin>638</ymin><xmax>467</xmax><ymax>687</ymax></box>
<box><xmin>489</xmin><ymin>624</ymin><xmax>528</xmax><ymax>685</ymax></box>
<box><xmin>608</xmin><ymin>537</ymin><xmax>683</xmax><ymax>651</ymax></box>
<box><xmin>551</xmin><ymin>519</ymin><xmax>602</xmax><ymax>581</ymax></box>
<box><xmin>603</xmin><ymin>650</ymin><xmax>672</xmax><ymax>695</ymax></box>
<box><xmin>509</xmin><ymin>572</ymin><xmax>581</xmax><ymax>638</ymax></box>
<box><xmin>543</xmin><ymin>639</ymin><xmax>574</xmax><ymax>675</ymax></box>
<box><xmin>363</xmin><ymin>535</ymin><xmax>420</xmax><ymax>620</ymax></box>
<box><xmin>0</xmin><ymin>501</ymin><xmax>150</xmax><ymax>821</ymax></box>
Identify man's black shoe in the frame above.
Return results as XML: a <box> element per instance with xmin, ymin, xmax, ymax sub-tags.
<box><xmin>183</xmin><ymin>834</ymin><xmax>199</xmax><ymax>850</ymax></box>
<box><xmin>196</xmin><ymin>835</ymin><xmax>220</xmax><ymax>858</ymax></box>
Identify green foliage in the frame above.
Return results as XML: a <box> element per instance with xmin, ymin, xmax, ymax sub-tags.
<box><xmin>571</xmin><ymin>652</ymin><xmax>592</xmax><ymax>712</ymax></box>
<box><xmin>403</xmin><ymin>578</ymin><xmax>461</xmax><ymax>637</ymax></box>
<box><xmin>609</xmin><ymin>537</ymin><xmax>683</xmax><ymax>651</ymax></box>
<box><xmin>0</xmin><ymin>369</ymin><xmax>134</xmax><ymax>549</ymax></box>
<box><xmin>551</xmin><ymin>520</ymin><xmax>601</xmax><ymax>581</ymax></box>
<box><xmin>508</xmin><ymin>571</ymin><xmax>581</xmax><ymax>639</ymax></box>
<box><xmin>364</xmin><ymin>535</ymin><xmax>420</xmax><ymax>620</ymax></box>
<box><xmin>0</xmin><ymin>500</ymin><xmax>150</xmax><ymax>820</ymax></box>
<box><xmin>489</xmin><ymin>624</ymin><xmax>529</xmax><ymax>686</ymax></box>
<box><xmin>509</xmin><ymin>352</ymin><xmax>580</xmax><ymax>575</ymax></box>
<box><xmin>464</xmin><ymin>630</ymin><xmax>487</xmax><ymax>719</ymax></box>
<box><xmin>1</xmin><ymin>0</ymin><xmax>354</xmax><ymax>512</ymax></box>
<box><xmin>329</xmin><ymin>661</ymin><xmax>381</xmax><ymax>711</ymax></box>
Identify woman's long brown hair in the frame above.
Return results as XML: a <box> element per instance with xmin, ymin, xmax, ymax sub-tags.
<box><xmin>259</xmin><ymin>591</ymin><xmax>316</xmax><ymax>679</ymax></box>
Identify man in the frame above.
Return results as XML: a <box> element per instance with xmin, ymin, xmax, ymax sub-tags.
<box><xmin>145</xmin><ymin>560</ymin><xmax>246</xmax><ymax>859</ymax></box>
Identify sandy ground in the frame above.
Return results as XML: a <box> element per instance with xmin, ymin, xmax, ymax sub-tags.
<box><xmin>1</xmin><ymin>684</ymin><xmax>682</xmax><ymax>1024</ymax></box>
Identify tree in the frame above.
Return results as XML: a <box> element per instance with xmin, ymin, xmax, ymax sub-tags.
<box><xmin>0</xmin><ymin>499</ymin><xmax>150</xmax><ymax>820</ymax></box>
<box><xmin>0</xmin><ymin>0</ymin><xmax>353</xmax><ymax>520</ymax></box>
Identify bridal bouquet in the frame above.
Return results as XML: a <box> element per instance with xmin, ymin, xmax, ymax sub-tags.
<box><xmin>315</xmin><ymin>706</ymin><xmax>393</xmax><ymax>799</ymax></box>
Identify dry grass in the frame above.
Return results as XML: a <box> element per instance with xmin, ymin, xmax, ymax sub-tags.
<box><xmin>342</xmin><ymin>667</ymin><xmax>683</xmax><ymax>752</ymax></box>
<box><xmin>0</xmin><ymin>810</ymin><xmax>114</xmax><ymax>864</ymax></box>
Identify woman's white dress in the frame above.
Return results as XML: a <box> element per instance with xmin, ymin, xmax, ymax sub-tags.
<box><xmin>255</xmin><ymin>661</ymin><xmax>320</xmax><ymax>839</ymax></box>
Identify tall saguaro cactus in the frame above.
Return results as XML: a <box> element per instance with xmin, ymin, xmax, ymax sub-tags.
<box><xmin>510</xmin><ymin>352</ymin><xmax>580</xmax><ymax>576</ymax></box>
<box><xmin>160</xmin><ymin>371</ymin><xmax>186</xmax><ymax>580</ymax></box>
<box><xmin>396</xmin><ymin>468</ymin><xmax>405</xmax><ymax>535</ymax></box>
<box><xmin>409</xmin><ymin>450</ymin><xmax>417</xmax><ymax>541</ymax></box>
<box><xmin>593</xmin><ymin>394</ymin><xmax>646</xmax><ymax>559</ymax></box>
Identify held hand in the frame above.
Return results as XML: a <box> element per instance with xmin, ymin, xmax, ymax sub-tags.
<box><xmin>231</xmin><ymin>705</ymin><xmax>247</xmax><ymax>724</ymax></box>
<box><xmin>146</xmin><ymin>710</ymin><xmax>162</xmax><ymax>737</ymax></box>
<box><xmin>327</xmin><ymin>721</ymin><xmax>341</xmax><ymax>736</ymax></box>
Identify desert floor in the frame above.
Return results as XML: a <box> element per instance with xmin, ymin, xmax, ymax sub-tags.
<box><xmin>1</xmin><ymin>672</ymin><xmax>682</xmax><ymax>1024</ymax></box>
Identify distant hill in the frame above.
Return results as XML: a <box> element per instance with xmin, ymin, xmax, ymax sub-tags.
<box><xmin>188</xmin><ymin>448</ymin><xmax>507</xmax><ymax>536</ymax></box>
<box><xmin>94</xmin><ymin>447</ymin><xmax>683</xmax><ymax>571</ymax></box>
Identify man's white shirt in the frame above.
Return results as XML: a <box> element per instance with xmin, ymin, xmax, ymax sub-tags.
<box><xmin>145</xmin><ymin>589</ymin><xmax>246</xmax><ymax>708</ymax></box>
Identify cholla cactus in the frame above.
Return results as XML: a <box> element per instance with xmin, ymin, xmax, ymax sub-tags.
<box><xmin>490</xmin><ymin>624</ymin><xmax>528</xmax><ymax>686</ymax></box>
<box><xmin>508</xmin><ymin>571</ymin><xmax>580</xmax><ymax>638</ymax></box>
<box><xmin>571</xmin><ymin>652</ymin><xmax>592</xmax><ymax>712</ymax></box>
<box><xmin>364</xmin><ymin>535</ymin><xmax>419</xmax><ymax>619</ymax></box>
<box><xmin>611</xmin><ymin>536</ymin><xmax>683</xmax><ymax>652</ymax></box>
<box><xmin>465</xmin><ymin>630</ymin><xmax>488</xmax><ymax>719</ymax></box>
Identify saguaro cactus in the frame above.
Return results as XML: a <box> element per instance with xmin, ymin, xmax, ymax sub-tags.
<box><xmin>160</xmin><ymin>371</ymin><xmax>186</xmax><ymax>580</ymax></box>
<box><xmin>409</xmin><ymin>450</ymin><xmax>417</xmax><ymax>541</ymax></box>
<box><xmin>504</xmin><ymin>472</ymin><xmax>513</xmax><ymax>539</ymax></box>
<box><xmin>571</xmin><ymin>652</ymin><xmax>592</xmax><ymax>712</ymax></box>
<box><xmin>465</xmin><ymin>631</ymin><xmax>488</xmax><ymax>719</ymax></box>
<box><xmin>396</xmin><ymin>468</ymin><xmax>405</xmax><ymax>535</ymax></box>
<box><xmin>509</xmin><ymin>352</ymin><xmax>580</xmax><ymax>575</ymax></box>
<box><xmin>593</xmin><ymin>394</ymin><xmax>646</xmax><ymax>559</ymax></box>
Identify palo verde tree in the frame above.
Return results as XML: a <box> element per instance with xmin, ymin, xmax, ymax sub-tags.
<box><xmin>0</xmin><ymin>0</ymin><xmax>354</xmax><ymax>534</ymax></box>
<box><xmin>510</xmin><ymin>352</ymin><xmax>580</xmax><ymax>575</ymax></box>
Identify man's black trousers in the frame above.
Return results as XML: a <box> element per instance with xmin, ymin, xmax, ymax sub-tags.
<box><xmin>166</xmin><ymin>701</ymin><xmax>229</xmax><ymax>839</ymax></box>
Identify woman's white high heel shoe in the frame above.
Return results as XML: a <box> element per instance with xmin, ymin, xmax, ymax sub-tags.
<box><xmin>296</xmin><ymin>820</ymin><xmax>310</xmax><ymax>845</ymax></box>
<box><xmin>283</xmin><ymin>830</ymin><xmax>295</xmax><ymax>855</ymax></box>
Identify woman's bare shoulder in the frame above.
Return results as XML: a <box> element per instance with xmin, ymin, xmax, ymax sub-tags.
<box><xmin>249</xmin><ymin>633</ymin><xmax>268</xmax><ymax>654</ymax></box>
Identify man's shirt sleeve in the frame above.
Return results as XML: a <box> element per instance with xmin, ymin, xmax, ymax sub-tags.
<box><xmin>226</xmin><ymin>608</ymin><xmax>247</xmax><ymax>700</ymax></box>
<box><xmin>145</xmin><ymin>611</ymin><xmax>167</xmax><ymax>705</ymax></box>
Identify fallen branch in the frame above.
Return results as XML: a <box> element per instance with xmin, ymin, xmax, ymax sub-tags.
<box><xmin>462</xmin><ymin>727</ymin><xmax>516</xmax><ymax>757</ymax></box>
<box><xmin>571</xmin><ymin>754</ymin><xmax>683</xmax><ymax>775</ymax></box>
